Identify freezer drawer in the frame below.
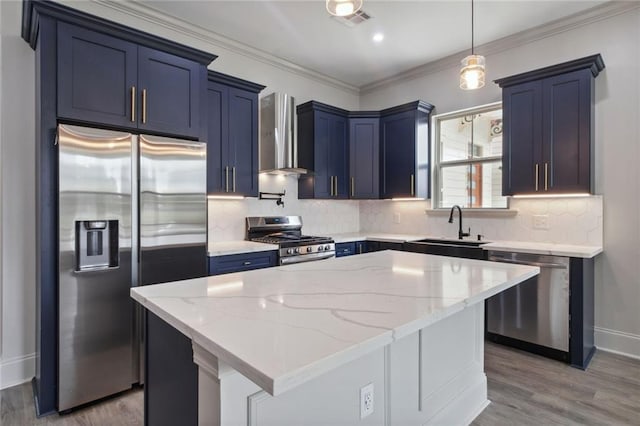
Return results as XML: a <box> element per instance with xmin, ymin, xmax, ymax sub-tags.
<box><xmin>487</xmin><ymin>251</ymin><xmax>570</xmax><ymax>352</ymax></box>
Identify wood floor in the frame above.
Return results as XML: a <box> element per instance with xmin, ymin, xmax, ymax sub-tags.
<box><xmin>2</xmin><ymin>342</ymin><xmax>639</xmax><ymax>425</ymax></box>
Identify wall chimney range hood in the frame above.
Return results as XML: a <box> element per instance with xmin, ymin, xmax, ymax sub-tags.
<box><xmin>260</xmin><ymin>93</ymin><xmax>308</xmax><ymax>175</ymax></box>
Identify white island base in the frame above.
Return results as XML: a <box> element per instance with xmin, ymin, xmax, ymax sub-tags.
<box><xmin>132</xmin><ymin>251</ymin><xmax>537</xmax><ymax>426</ymax></box>
<box><xmin>194</xmin><ymin>303</ymin><xmax>487</xmax><ymax>426</ymax></box>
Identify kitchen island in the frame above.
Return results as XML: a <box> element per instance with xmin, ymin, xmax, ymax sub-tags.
<box><xmin>131</xmin><ymin>251</ymin><xmax>538</xmax><ymax>425</ymax></box>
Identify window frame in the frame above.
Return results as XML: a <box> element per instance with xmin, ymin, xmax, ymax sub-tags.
<box><xmin>431</xmin><ymin>101</ymin><xmax>508</xmax><ymax>210</ymax></box>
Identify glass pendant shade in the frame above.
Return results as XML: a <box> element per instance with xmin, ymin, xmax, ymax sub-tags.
<box><xmin>460</xmin><ymin>54</ymin><xmax>486</xmax><ymax>90</ymax></box>
<box><xmin>326</xmin><ymin>0</ymin><xmax>363</xmax><ymax>17</ymax></box>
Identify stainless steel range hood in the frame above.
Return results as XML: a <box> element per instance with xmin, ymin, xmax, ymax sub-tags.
<box><xmin>260</xmin><ymin>93</ymin><xmax>307</xmax><ymax>175</ymax></box>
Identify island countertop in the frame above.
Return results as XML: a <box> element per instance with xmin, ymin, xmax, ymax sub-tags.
<box><xmin>131</xmin><ymin>251</ymin><xmax>538</xmax><ymax>397</ymax></box>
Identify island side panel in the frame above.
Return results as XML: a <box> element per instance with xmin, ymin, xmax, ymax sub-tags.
<box><xmin>387</xmin><ymin>302</ymin><xmax>488</xmax><ymax>425</ymax></box>
<box><xmin>193</xmin><ymin>303</ymin><xmax>488</xmax><ymax>425</ymax></box>
<box><xmin>146</xmin><ymin>310</ymin><xmax>198</xmax><ymax>426</ymax></box>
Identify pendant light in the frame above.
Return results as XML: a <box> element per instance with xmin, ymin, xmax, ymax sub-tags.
<box><xmin>326</xmin><ymin>0</ymin><xmax>363</xmax><ymax>17</ymax></box>
<box><xmin>460</xmin><ymin>0</ymin><xmax>485</xmax><ymax>90</ymax></box>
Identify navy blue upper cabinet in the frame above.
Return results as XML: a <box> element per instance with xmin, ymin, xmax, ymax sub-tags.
<box><xmin>380</xmin><ymin>101</ymin><xmax>434</xmax><ymax>199</ymax></box>
<box><xmin>297</xmin><ymin>102</ymin><xmax>349</xmax><ymax>199</ymax></box>
<box><xmin>57</xmin><ymin>22</ymin><xmax>205</xmax><ymax>139</ymax></box>
<box><xmin>57</xmin><ymin>22</ymin><xmax>137</xmax><ymax>129</ymax></box>
<box><xmin>496</xmin><ymin>55</ymin><xmax>604</xmax><ymax>195</ymax></box>
<box><xmin>137</xmin><ymin>47</ymin><xmax>201</xmax><ymax>138</ymax></box>
<box><xmin>206</xmin><ymin>72</ymin><xmax>265</xmax><ymax>196</ymax></box>
<box><xmin>349</xmin><ymin>115</ymin><xmax>380</xmax><ymax>199</ymax></box>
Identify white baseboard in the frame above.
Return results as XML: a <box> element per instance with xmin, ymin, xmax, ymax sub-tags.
<box><xmin>0</xmin><ymin>353</ymin><xmax>36</xmax><ymax>390</ymax></box>
<box><xmin>594</xmin><ymin>327</ymin><xmax>640</xmax><ymax>360</ymax></box>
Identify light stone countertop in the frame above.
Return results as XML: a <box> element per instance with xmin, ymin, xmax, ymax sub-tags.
<box><xmin>481</xmin><ymin>240</ymin><xmax>602</xmax><ymax>258</ymax></box>
<box><xmin>131</xmin><ymin>251</ymin><xmax>538</xmax><ymax>397</ymax></box>
<box><xmin>207</xmin><ymin>240</ymin><xmax>279</xmax><ymax>257</ymax></box>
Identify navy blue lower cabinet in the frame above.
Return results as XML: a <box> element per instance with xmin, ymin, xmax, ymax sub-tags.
<box><xmin>335</xmin><ymin>242</ymin><xmax>356</xmax><ymax>257</ymax></box>
<box><xmin>355</xmin><ymin>241</ymin><xmax>368</xmax><ymax>254</ymax></box>
<box><xmin>145</xmin><ymin>310</ymin><xmax>197</xmax><ymax>426</ymax></box>
<box><xmin>208</xmin><ymin>251</ymin><xmax>278</xmax><ymax>275</ymax></box>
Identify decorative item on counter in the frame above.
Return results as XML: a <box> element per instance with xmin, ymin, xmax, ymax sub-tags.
<box><xmin>259</xmin><ymin>190</ymin><xmax>286</xmax><ymax>207</ymax></box>
<box><xmin>460</xmin><ymin>0</ymin><xmax>486</xmax><ymax>90</ymax></box>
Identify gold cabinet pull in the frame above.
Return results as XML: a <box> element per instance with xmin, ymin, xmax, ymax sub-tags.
<box><xmin>351</xmin><ymin>177</ymin><xmax>355</xmax><ymax>197</ymax></box>
<box><xmin>410</xmin><ymin>174</ymin><xmax>415</xmax><ymax>196</ymax></box>
<box><xmin>232</xmin><ymin>166</ymin><xmax>236</xmax><ymax>192</ymax></box>
<box><xmin>544</xmin><ymin>162</ymin><xmax>549</xmax><ymax>191</ymax></box>
<box><xmin>130</xmin><ymin>86</ymin><xmax>136</xmax><ymax>122</ymax></box>
<box><xmin>141</xmin><ymin>89</ymin><xmax>147</xmax><ymax>124</ymax></box>
<box><xmin>334</xmin><ymin>176</ymin><xmax>338</xmax><ymax>197</ymax></box>
<box><xmin>225</xmin><ymin>166</ymin><xmax>229</xmax><ymax>192</ymax></box>
<box><xmin>535</xmin><ymin>164</ymin><xmax>539</xmax><ymax>191</ymax></box>
<box><xmin>329</xmin><ymin>176</ymin><xmax>333</xmax><ymax>197</ymax></box>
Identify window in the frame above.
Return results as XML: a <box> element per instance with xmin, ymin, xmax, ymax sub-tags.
<box><xmin>433</xmin><ymin>102</ymin><xmax>507</xmax><ymax>209</ymax></box>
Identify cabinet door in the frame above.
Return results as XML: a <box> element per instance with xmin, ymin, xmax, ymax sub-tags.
<box><xmin>138</xmin><ymin>46</ymin><xmax>201</xmax><ymax>138</ymax></box>
<box><xmin>206</xmin><ymin>82</ymin><xmax>229</xmax><ymax>194</ymax></box>
<box><xmin>543</xmin><ymin>70</ymin><xmax>591</xmax><ymax>193</ymax></box>
<box><xmin>313</xmin><ymin>111</ymin><xmax>332</xmax><ymax>199</ymax></box>
<box><xmin>328</xmin><ymin>114</ymin><xmax>349</xmax><ymax>199</ymax></box>
<box><xmin>381</xmin><ymin>111</ymin><xmax>416</xmax><ymax>198</ymax></box>
<box><xmin>228</xmin><ymin>87</ymin><xmax>259</xmax><ymax>197</ymax></box>
<box><xmin>502</xmin><ymin>80</ymin><xmax>544</xmax><ymax>195</ymax></box>
<box><xmin>349</xmin><ymin>118</ymin><xmax>379</xmax><ymax>199</ymax></box>
<box><xmin>208</xmin><ymin>251</ymin><xmax>278</xmax><ymax>275</ymax></box>
<box><xmin>57</xmin><ymin>22</ymin><xmax>137</xmax><ymax>128</ymax></box>
<box><xmin>335</xmin><ymin>242</ymin><xmax>356</xmax><ymax>257</ymax></box>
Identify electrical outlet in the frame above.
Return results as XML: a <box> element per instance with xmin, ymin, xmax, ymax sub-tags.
<box><xmin>393</xmin><ymin>213</ymin><xmax>401</xmax><ymax>224</ymax></box>
<box><xmin>532</xmin><ymin>214</ymin><xmax>550</xmax><ymax>230</ymax></box>
<box><xmin>360</xmin><ymin>383</ymin><xmax>374</xmax><ymax>419</ymax></box>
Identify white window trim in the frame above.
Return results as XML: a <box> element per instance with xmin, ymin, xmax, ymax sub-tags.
<box><xmin>431</xmin><ymin>101</ymin><xmax>509</xmax><ymax>210</ymax></box>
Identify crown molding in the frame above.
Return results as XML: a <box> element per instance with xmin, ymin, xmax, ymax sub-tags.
<box><xmin>360</xmin><ymin>1</ymin><xmax>639</xmax><ymax>94</ymax></box>
<box><xmin>62</xmin><ymin>0</ymin><xmax>638</xmax><ymax>97</ymax></box>
<box><xmin>89</xmin><ymin>0</ymin><xmax>360</xmax><ymax>96</ymax></box>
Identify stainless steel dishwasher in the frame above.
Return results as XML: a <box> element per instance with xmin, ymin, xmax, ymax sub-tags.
<box><xmin>487</xmin><ymin>251</ymin><xmax>570</xmax><ymax>354</ymax></box>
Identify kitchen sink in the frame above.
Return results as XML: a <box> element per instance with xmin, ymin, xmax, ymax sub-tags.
<box><xmin>404</xmin><ymin>238</ymin><xmax>490</xmax><ymax>260</ymax></box>
<box><xmin>412</xmin><ymin>238</ymin><xmax>489</xmax><ymax>247</ymax></box>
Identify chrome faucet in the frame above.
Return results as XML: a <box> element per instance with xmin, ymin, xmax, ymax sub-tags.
<box><xmin>448</xmin><ymin>205</ymin><xmax>470</xmax><ymax>240</ymax></box>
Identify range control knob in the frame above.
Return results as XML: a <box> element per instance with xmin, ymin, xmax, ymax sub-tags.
<box><xmin>286</xmin><ymin>249</ymin><xmax>293</xmax><ymax>254</ymax></box>
<box><xmin>318</xmin><ymin>246</ymin><xmax>324</xmax><ymax>251</ymax></box>
<box><xmin>306</xmin><ymin>247</ymin><xmax>313</xmax><ymax>253</ymax></box>
<box><xmin>324</xmin><ymin>245</ymin><xmax>331</xmax><ymax>251</ymax></box>
<box><xmin>294</xmin><ymin>248</ymin><xmax>300</xmax><ymax>254</ymax></box>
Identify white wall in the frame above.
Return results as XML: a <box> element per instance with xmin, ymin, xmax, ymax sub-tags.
<box><xmin>0</xmin><ymin>0</ymin><xmax>37</xmax><ymax>389</ymax></box>
<box><xmin>361</xmin><ymin>8</ymin><xmax>640</xmax><ymax>357</ymax></box>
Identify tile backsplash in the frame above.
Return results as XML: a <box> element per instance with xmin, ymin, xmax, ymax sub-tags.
<box><xmin>208</xmin><ymin>174</ymin><xmax>603</xmax><ymax>248</ymax></box>
<box><xmin>360</xmin><ymin>196</ymin><xmax>603</xmax><ymax>246</ymax></box>
<box><xmin>208</xmin><ymin>175</ymin><xmax>360</xmax><ymax>243</ymax></box>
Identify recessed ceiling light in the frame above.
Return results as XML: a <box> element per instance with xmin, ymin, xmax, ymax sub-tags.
<box><xmin>373</xmin><ymin>33</ymin><xmax>384</xmax><ymax>43</ymax></box>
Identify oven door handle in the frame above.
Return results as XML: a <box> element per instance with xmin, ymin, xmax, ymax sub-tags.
<box><xmin>280</xmin><ymin>252</ymin><xmax>335</xmax><ymax>265</ymax></box>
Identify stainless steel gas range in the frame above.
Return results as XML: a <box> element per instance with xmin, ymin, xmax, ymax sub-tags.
<box><xmin>246</xmin><ymin>216</ymin><xmax>335</xmax><ymax>265</ymax></box>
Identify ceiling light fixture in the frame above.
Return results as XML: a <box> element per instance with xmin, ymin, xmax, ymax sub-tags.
<box><xmin>326</xmin><ymin>0</ymin><xmax>363</xmax><ymax>17</ymax></box>
<box><xmin>460</xmin><ymin>0</ymin><xmax>485</xmax><ymax>90</ymax></box>
<box><xmin>373</xmin><ymin>32</ymin><xmax>384</xmax><ymax>43</ymax></box>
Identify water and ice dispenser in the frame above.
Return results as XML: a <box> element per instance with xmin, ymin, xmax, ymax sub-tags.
<box><xmin>75</xmin><ymin>220</ymin><xmax>119</xmax><ymax>271</ymax></box>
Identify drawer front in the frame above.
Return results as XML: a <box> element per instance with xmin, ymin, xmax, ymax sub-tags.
<box><xmin>209</xmin><ymin>251</ymin><xmax>278</xmax><ymax>275</ymax></box>
<box><xmin>335</xmin><ymin>242</ymin><xmax>356</xmax><ymax>257</ymax></box>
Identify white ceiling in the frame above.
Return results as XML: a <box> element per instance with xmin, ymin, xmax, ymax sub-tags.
<box><xmin>139</xmin><ymin>0</ymin><xmax>609</xmax><ymax>88</ymax></box>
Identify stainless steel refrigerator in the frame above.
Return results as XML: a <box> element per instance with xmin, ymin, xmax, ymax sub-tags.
<box><xmin>57</xmin><ymin>124</ymin><xmax>206</xmax><ymax>411</ymax></box>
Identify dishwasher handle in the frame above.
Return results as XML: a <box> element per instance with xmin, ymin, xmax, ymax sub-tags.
<box><xmin>488</xmin><ymin>256</ymin><xmax>567</xmax><ymax>269</ymax></box>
